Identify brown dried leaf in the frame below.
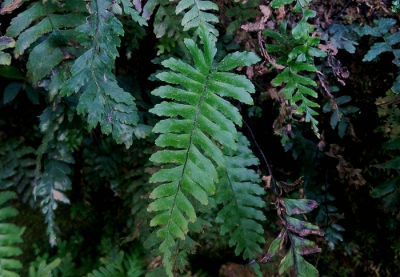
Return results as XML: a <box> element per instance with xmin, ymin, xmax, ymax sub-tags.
<box><xmin>262</xmin><ymin>175</ymin><xmax>272</xmax><ymax>188</ymax></box>
<box><xmin>0</xmin><ymin>0</ymin><xmax>23</xmax><ymax>15</ymax></box>
<box><xmin>279</xmin><ymin>177</ymin><xmax>303</xmax><ymax>193</ymax></box>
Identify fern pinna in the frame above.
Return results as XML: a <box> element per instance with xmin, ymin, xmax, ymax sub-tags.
<box><xmin>147</xmin><ymin>25</ymin><xmax>260</xmax><ymax>275</ymax></box>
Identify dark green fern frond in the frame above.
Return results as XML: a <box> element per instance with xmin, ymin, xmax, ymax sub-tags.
<box><xmin>0</xmin><ymin>191</ymin><xmax>24</xmax><ymax>277</ymax></box>
<box><xmin>0</xmin><ymin>139</ymin><xmax>36</xmax><ymax>204</ymax></box>
<box><xmin>6</xmin><ymin>0</ymin><xmax>87</xmax><ymax>85</ymax></box>
<box><xmin>34</xmin><ymin>103</ymin><xmax>75</xmax><ymax>246</ymax></box>
<box><xmin>147</xmin><ymin>24</ymin><xmax>260</xmax><ymax>275</ymax></box>
<box><xmin>215</xmin><ymin>133</ymin><xmax>266</xmax><ymax>262</ymax></box>
<box><xmin>60</xmin><ymin>0</ymin><xmax>145</xmax><ymax>147</ymax></box>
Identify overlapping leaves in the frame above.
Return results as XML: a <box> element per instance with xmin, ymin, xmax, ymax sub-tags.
<box><xmin>60</xmin><ymin>0</ymin><xmax>146</xmax><ymax>148</ymax></box>
<box><xmin>147</xmin><ymin>25</ymin><xmax>260</xmax><ymax>275</ymax></box>
<box><xmin>262</xmin><ymin>192</ymin><xmax>323</xmax><ymax>277</ymax></box>
<box><xmin>5</xmin><ymin>0</ymin><xmax>87</xmax><ymax>85</ymax></box>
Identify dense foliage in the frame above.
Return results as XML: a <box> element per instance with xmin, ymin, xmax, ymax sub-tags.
<box><xmin>1</xmin><ymin>0</ymin><xmax>400</xmax><ymax>276</ymax></box>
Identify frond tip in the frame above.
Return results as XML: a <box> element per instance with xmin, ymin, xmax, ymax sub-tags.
<box><xmin>147</xmin><ymin>24</ymin><xmax>260</xmax><ymax>275</ymax></box>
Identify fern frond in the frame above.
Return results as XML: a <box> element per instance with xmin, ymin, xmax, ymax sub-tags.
<box><xmin>0</xmin><ymin>191</ymin><xmax>24</xmax><ymax>277</ymax></box>
<box><xmin>60</xmin><ymin>0</ymin><xmax>141</xmax><ymax>147</ymax></box>
<box><xmin>86</xmin><ymin>249</ymin><xmax>145</xmax><ymax>277</ymax></box>
<box><xmin>34</xmin><ymin>104</ymin><xmax>75</xmax><ymax>246</ymax></box>
<box><xmin>215</xmin><ymin>133</ymin><xmax>266</xmax><ymax>261</ymax></box>
<box><xmin>263</xmin><ymin>21</ymin><xmax>326</xmax><ymax>137</ymax></box>
<box><xmin>29</xmin><ymin>259</ymin><xmax>61</xmax><ymax>277</ymax></box>
<box><xmin>0</xmin><ymin>139</ymin><xmax>36</xmax><ymax>205</ymax></box>
<box><xmin>175</xmin><ymin>0</ymin><xmax>219</xmax><ymax>37</ymax></box>
<box><xmin>148</xmin><ymin>24</ymin><xmax>260</xmax><ymax>275</ymax></box>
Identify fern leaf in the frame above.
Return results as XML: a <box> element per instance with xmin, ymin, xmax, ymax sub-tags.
<box><xmin>176</xmin><ymin>0</ymin><xmax>219</xmax><ymax>36</ymax></box>
<box><xmin>0</xmin><ymin>36</ymin><xmax>15</xmax><ymax>66</ymax></box>
<box><xmin>215</xmin><ymin>133</ymin><xmax>266</xmax><ymax>261</ymax></box>
<box><xmin>0</xmin><ymin>191</ymin><xmax>24</xmax><ymax>277</ymax></box>
<box><xmin>29</xmin><ymin>259</ymin><xmax>61</xmax><ymax>277</ymax></box>
<box><xmin>148</xmin><ymin>25</ymin><xmax>260</xmax><ymax>275</ymax></box>
<box><xmin>60</xmin><ymin>0</ymin><xmax>140</xmax><ymax>148</ymax></box>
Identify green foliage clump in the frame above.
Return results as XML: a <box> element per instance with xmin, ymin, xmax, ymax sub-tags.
<box><xmin>2</xmin><ymin>0</ymin><xmax>400</xmax><ymax>276</ymax></box>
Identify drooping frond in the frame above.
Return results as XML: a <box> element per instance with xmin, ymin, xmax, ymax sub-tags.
<box><xmin>0</xmin><ymin>191</ymin><xmax>24</xmax><ymax>277</ymax></box>
<box><xmin>148</xmin><ymin>24</ymin><xmax>260</xmax><ymax>275</ymax></box>
<box><xmin>215</xmin><ymin>133</ymin><xmax>266</xmax><ymax>261</ymax></box>
<box><xmin>34</xmin><ymin>104</ymin><xmax>75</xmax><ymax>246</ymax></box>
<box><xmin>60</xmin><ymin>0</ymin><xmax>145</xmax><ymax>147</ymax></box>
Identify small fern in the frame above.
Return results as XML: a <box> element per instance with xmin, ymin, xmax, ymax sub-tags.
<box><xmin>29</xmin><ymin>259</ymin><xmax>61</xmax><ymax>277</ymax></box>
<box><xmin>86</xmin><ymin>250</ymin><xmax>145</xmax><ymax>277</ymax></box>
<box><xmin>263</xmin><ymin>20</ymin><xmax>326</xmax><ymax>136</ymax></box>
<box><xmin>147</xmin><ymin>24</ymin><xmax>260</xmax><ymax>275</ymax></box>
<box><xmin>0</xmin><ymin>191</ymin><xmax>24</xmax><ymax>277</ymax></box>
<box><xmin>0</xmin><ymin>139</ymin><xmax>36</xmax><ymax>204</ymax></box>
<box><xmin>215</xmin><ymin>133</ymin><xmax>265</xmax><ymax>264</ymax></box>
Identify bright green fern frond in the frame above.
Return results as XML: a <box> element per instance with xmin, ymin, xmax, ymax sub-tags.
<box><xmin>29</xmin><ymin>258</ymin><xmax>61</xmax><ymax>277</ymax></box>
<box><xmin>215</xmin><ymin>133</ymin><xmax>266</xmax><ymax>261</ymax></box>
<box><xmin>176</xmin><ymin>0</ymin><xmax>219</xmax><ymax>37</ymax></box>
<box><xmin>60</xmin><ymin>0</ymin><xmax>141</xmax><ymax>148</ymax></box>
<box><xmin>0</xmin><ymin>191</ymin><xmax>24</xmax><ymax>277</ymax></box>
<box><xmin>148</xmin><ymin>24</ymin><xmax>260</xmax><ymax>275</ymax></box>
